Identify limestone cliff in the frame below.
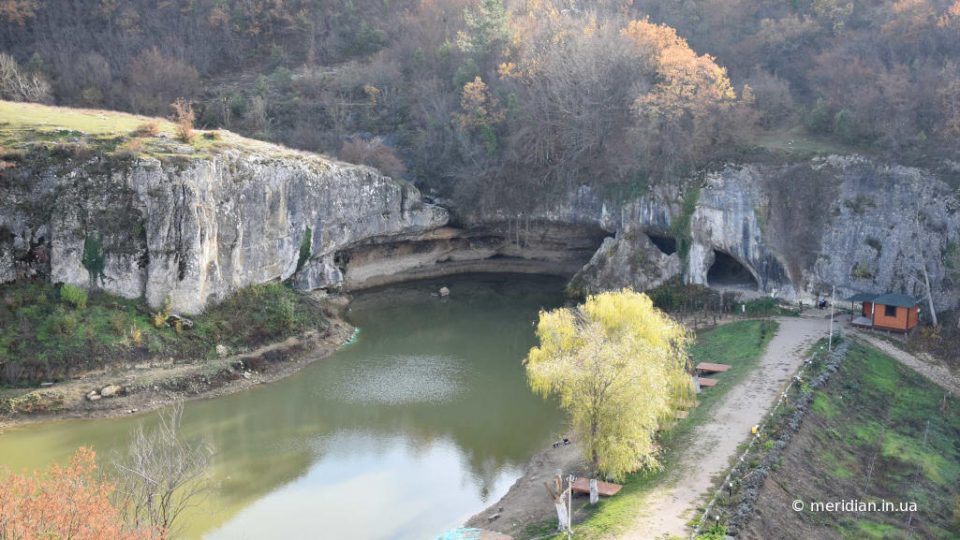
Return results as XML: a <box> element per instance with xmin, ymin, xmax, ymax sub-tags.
<box><xmin>571</xmin><ymin>156</ymin><xmax>960</xmax><ymax>311</ymax></box>
<box><xmin>2</xmin><ymin>139</ymin><xmax>956</xmax><ymax>316</ymax></box>
<box><xmin>0</xmin><ymin>148</ymin><xmax>447</xmax><ymax>314</ymax></box>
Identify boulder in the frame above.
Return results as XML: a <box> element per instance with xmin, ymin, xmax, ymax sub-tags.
<box><xmin>100</xmin><ymin>384</ymin><xmax>123</xmax><ymax>398</ymax></box>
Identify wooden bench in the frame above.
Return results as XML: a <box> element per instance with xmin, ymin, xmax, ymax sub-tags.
<box><xmin>571</xmin><ymin>478</ymin><xmax>622</xmax><ymax>497</ymax></box>
<box><xmin>697</xmin><ymin>377</ymin><xmax>719</xmax><ymax>388</ymax></box>
<box><xmin>696</xmin><ymin>362</ymin><xmax>731</xmax><ymax>374</ymax></box>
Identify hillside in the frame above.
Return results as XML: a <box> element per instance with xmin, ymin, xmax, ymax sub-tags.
<box><xmin>0</xmin><ymin>100</ymin><xmax>318</xmax><ymax>161</ymax></box>
<box><xmin>741</xmin><ymin>342</ymin><xmax>960</xmax><ymax>539</ymax></box>
<box><xmin>2</xmin><ymin>0</ymin><xmax>958</xmax><ymax>214</ymax></box>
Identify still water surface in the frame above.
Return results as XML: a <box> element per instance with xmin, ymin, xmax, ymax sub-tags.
<box><xmin>0</xmin><ymin>275</ymin><xmax>565</xmax><ymax>539</ymax></box>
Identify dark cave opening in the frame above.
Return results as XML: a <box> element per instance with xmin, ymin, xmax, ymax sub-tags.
<box><xmin>648</xmin><ymin>234</ymin><xmax>677</xmax><ymax>255</ymax></box>
<box><xmin>707</xmin><ymin>250</ymin><xmax>759</xmax><ymax>289</ymax></box>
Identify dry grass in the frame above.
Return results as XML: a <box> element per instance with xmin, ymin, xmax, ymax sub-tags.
<box><xmin>131</xmin><ymin>121</ymin><xmax>161</xmax><ymax>137</ymax></box>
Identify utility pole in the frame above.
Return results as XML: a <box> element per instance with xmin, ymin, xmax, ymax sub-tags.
<box><xmin>829</xmin><ymin>285</ymin><xmax>836</xmax><ymax>351</ymax></box>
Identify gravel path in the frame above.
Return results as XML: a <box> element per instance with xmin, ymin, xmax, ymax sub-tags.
<box><xmin>851</xmin><ymin>330</ymin><xmax>960</xmax><ymax>397</ymax></box>
<box><xmin>619</xmin><ymin>316</ymin><xmax>830</xmax><ymax>540</ymax></box>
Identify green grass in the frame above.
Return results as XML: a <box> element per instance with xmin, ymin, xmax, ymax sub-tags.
<box><xmin>774</xmin><ymin>342</ymin><xmax>960</xmax><ymax>539</ymax></box>
<box><xmin>526</xmin><ymin>319</ymin><xmax>778</xmax><ymax>539</ymax></box>
<box><xmin>0</xmin><ymin>100</ymin><xmax>178</xmax><ymax>138</ymax></box>
<box><xmin>745</xmin><ymin>125</ymin><xmax>864</xmax><ymax>160</ymax></box>
<box><xmin>0</xmin><ymin>282</ymin><xmax>326</xmax><ymax>386</ymax></box>
<box><xmin>0</xmin><ymin>100</ymin><xmax>304</xmax><ymax>161</ymax></box>
<box><xmin>741</xmin><ymin>297</ymin><xmax>800</xmax><ymax>317</ymax></box>
<box><xmin>811</xmin><ymin>393</ymin><xmax>839</xmax><ymax>419</ymax></box>
<box><xmin>844</xmin><ymin>521</ymin><xmax>905</xmax><ymax>540</ymax></box>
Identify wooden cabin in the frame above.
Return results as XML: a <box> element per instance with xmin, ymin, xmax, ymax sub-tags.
<box><xmin>847</xmin><ymin>292</ymin><xmax>921</xmax><ymax>333</ymax></box>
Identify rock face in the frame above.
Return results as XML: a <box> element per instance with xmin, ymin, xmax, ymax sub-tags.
<box><xmin>1</xmin><ymin>147</ymin><xmax>447</xmax><ymax>314</ymax></box>
<box><xmin>571</xmin><ymin>233</ymin><xmax>681</xmax><ymax>295</ymax></box>
<box><xmin>566</xmin><ymin>156</ymin><xmax>959</xmax><ymax>310</ymax></box>
<box><xmin>3</xmin><ymin>143</ymin><xmax>957</xmax><ymax>315</ymax></box>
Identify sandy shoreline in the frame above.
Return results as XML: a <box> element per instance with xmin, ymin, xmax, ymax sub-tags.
<box><xmin>0</xmin><ymin>296</ymin><xmax>355</xmax><ymax>432</ymax></box>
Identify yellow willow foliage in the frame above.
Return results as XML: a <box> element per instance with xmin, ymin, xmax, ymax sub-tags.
<box><xmin>525</xmin><ymin>289</ymin><xmax>695</xmax><ymax>480</ymax></box>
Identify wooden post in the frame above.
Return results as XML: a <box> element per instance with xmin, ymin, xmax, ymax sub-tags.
<box><xmin>829</xmin><ymin>285</ymin><xmax>835</xmax><ymax>352</ymax></box>
<box><xmin>589</xmin><ymin>478</ymin><xmax>599</xmax><ymax>505</ymax></box>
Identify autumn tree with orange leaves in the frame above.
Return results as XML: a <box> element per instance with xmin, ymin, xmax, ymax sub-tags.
<box><xmin>0</xmin><ymin>447</ymin><xmax>159</xmax><ymax>540</ymax></box>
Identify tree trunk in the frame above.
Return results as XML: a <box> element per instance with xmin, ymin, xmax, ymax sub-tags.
<box><xmin>920</xmin><ymin>264</ymin><xmax>938</xmax><ymax>326</ymax></box>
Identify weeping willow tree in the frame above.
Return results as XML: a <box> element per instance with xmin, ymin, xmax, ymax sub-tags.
<box><xmin>525</xmin><ymin>289</ymin><xmax>696</xmax><ymax>480</ymax></box>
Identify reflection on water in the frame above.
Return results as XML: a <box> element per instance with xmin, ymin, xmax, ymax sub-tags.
<box><xmin>0</xmin><ymin>275</ymin><xmax>566</xmax><ymax>539</ymax></box>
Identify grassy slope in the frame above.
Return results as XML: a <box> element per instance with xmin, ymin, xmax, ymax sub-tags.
<box><xmin>0</xmin><ymin>282</ymin><xmax>327</xmax><ymax>388</ymax></box>
<box><xmin>523</xmin><ymin>319</ymin><xmax>779</xmax><ymax>539</ymax></box>
<box><xmin>0</xmin><ymin>100</ymin><xmax>325</xmax><ymax>161</ymax></box>
<box><xmin>748</xmin><ymin>343</ymin><xmax>960</xmax><ymax>539</ymax></box>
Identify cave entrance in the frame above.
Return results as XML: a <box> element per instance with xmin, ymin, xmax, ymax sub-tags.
<box><xmin>648</xmin><ymin>234</ymin><xmax>677</xmax><ymax>255</ymax></box>
<box><xmin>707</xmin><ymin>250</ymin><xmax>758</xmax><ymax>290</ymax></box>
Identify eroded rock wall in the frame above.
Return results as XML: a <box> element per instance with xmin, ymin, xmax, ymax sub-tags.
<box><xmin>3</xmin><ymin>146</ymin><xmax>956</xmax><ymax>314</ymax></box>
<box><xmin>0</xmin><ymin>149</ymin><xmax>447</xmax><ymax>314</ymax></box>
<box><xmin>568</xmin><ymin>157</ymin><xmax>959</xmax><ymax>310</ymax></box>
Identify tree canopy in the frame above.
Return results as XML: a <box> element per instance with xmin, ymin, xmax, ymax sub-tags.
<box><xmin>1</xmin><ymin>0</ymin><xmax>959</xmax><ymax>206</ymax></box>
<box><xmin>525</xmin><ymin>289</ymin><xmax>696</xmax><ymax>480</ymax></box>
<box><xmin>0</xmin><ymin>447</ymin><xmax>158</xmax><ymax>540</ymax></box>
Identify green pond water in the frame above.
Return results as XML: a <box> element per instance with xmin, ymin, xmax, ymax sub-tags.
<box><xmin>0</xmin><ymin>275</ymin><xmax>566</xmax><ymax>539</ymax></box>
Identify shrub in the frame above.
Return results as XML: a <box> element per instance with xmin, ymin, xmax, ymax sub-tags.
<box><xmin>129</xmin><ymin>325</ymin><xmax>143</xmax><ymax>347</ymax></box>
<box><xmin>49</xmin><ymin>308</ymin><xmax>78</xmax><ymax>336</ymax></box>
<box><xmin>151</xmin><ymin>298</ymin><xmax>172</xmax><ymax>329</ymax></box>
<box><xmin>170</xmin><ymin>98</ymin><xmax>196</xmax><ymax>143</ymax></box>
<box><xmin>0</xmin><ymin>447</ymin><xmax>156</xmax><ymax>540</ymax></box>
<box><xmin>110</xmin><ymin>313</ymin><xmax>127</xmax><ymax>336</ymax></box>
<box><xmin>339</xmin><ymin>136</ymin><xmax>407</xmax><ymax>178</ymax></box>
<box><xmin>131</xmin><ymin>121</ymin><xmax>161</xmax><ymax>137</ymax></box>
<box><xmin>117</xmin><ymin>137</ymin><xmax>145</xmax><ymax>158</ymax></box>
<box><xmin>60</xmin><ymin>284</ymin><xmax>88</xmax><ymax>310</ymax></box>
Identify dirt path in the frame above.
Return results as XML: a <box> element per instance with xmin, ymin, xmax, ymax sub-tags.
<box><xmin>619</xmin><ymin>316</ymin><xmax>830</xmax><ymax>540</ymax></box>
<box><xmin>851</xmin><ymin>330</ymin><xmax>960</xmax><ymax>397</ymax></box>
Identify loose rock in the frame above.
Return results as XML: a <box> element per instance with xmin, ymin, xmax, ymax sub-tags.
<box><xmin>100</xmin><ymin>384</ymin><xmax>123</xmax><ymax>398</ymax></box>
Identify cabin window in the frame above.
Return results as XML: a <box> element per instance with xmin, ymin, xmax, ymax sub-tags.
<box><xmin>884</xmin><ymin>304</ymin><xmax>897</xmax><ymax>317</ymax></box>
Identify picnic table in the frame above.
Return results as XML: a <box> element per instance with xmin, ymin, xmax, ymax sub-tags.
<box><xmin>696</xmin><ymin>362</ymin><xmax>731</xmax><ymax>374</ymax></box>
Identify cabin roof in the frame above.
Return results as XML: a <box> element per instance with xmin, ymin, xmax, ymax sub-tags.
<box><xmin>872</xmin><ymin>293</ymin><xmax>919</xmax><ymax>308</ymax></box>
<box><xmin>846</xmin><ymin>292</ymin><xmax>918</xmax><ymax>308</ymax></box>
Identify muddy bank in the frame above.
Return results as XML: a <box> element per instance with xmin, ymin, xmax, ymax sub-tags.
<box><xmin>0</xmin><ymin>296</ymin><xmax>354</xmax><ymax>431</ymax></box>
<box><xmin>465</xmin><ymin>438</ymin><xmax>590</xmax><ymax>537</ymax></box>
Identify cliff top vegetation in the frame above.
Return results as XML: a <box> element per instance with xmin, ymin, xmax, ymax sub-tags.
<box><xmin>3</xmin><ymin>0</ymin><xmax>958</xmax><ymax>212</ymax></box>
<box><xmin>0</xmin><ymin>100</ymin><xmax>333</xmax><ymax>164</ymax></box>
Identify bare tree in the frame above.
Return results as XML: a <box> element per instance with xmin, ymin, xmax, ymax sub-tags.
<box><xmin>907</xmin><ymin>177</ymin><xmax>942</xmax><ymax>327</ymax></box>
<box><xmin>0</xmin><ymin>52</ymin><xmax>50</xmax><ymax>102</ymax></box>
<box><xmin>111</xmin><ymin>402</ymin><xmax>213</xmax><ymax>538</ymax></box>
